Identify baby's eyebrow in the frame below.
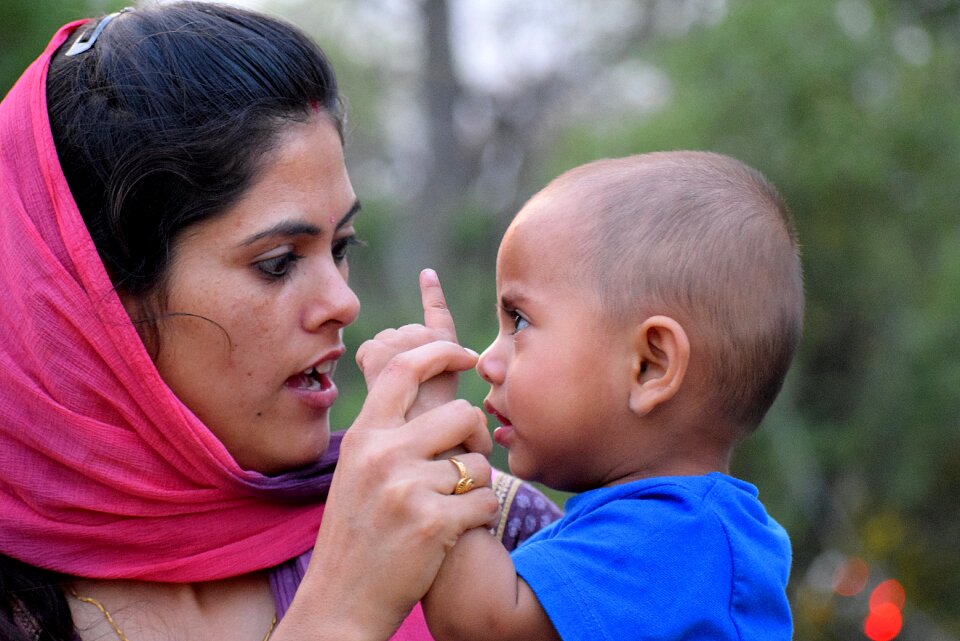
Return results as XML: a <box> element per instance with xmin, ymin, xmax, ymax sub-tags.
<box><xmin>498</xmin><ymin>291</ymin><xmax>529</xmax><ymax>310</ymax></box>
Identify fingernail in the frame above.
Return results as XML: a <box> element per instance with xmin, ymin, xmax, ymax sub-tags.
<box><xmin>421</xmin><ymin>268</ymin><xmax>438</xmax><ymax>283</ymax></box>
<box><xmin>464</xmin><ymin>347</ymin><xmax>479</xmax><ymax>358</ymax></box>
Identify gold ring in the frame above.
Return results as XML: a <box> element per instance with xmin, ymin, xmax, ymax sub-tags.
<box><xmin>448</xmin><ymin>457</ymin><xmax>475</xmax><ymax>495</ymax></box>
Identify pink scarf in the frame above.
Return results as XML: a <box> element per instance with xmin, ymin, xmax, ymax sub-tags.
<box><xmin>0</xmin><ymin>21</ymin><xmax>329</xmax><ymax>583</ymax></box>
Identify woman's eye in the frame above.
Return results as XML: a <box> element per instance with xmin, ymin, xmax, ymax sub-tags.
<box><xmin>255</xmin><ymin>252</ymin><xmax>301</xmax><ymax>280</ymax></box>
<box><xmin>511</xmin><ymin>312</ymin><xmax>529</xmax><ymax>334</ymax></box>
<box><xmin>332</xmin><ymin>235</ymin><xmax>363</xmax><ymax>264</ymax></box>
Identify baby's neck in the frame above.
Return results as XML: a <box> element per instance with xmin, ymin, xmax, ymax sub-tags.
<box><xmin>601</xmin><ymin>455</ymin><xmax>730</xmax><ymax>488</ymax></box>
<box><xmin>596</xmin><ymin>422</ymin><xmax>734</xmax><ymax>489</ymax></box>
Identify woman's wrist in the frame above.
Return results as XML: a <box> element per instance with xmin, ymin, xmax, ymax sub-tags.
<box><xmin>277</xmin><ymin>584</ymin><xmax>396</xmax><ymax>641</ymax></box>
<box><xmin>273</xmin><ymin>613</ymin><xmax>384</xmax><ymax>641</ymax></box>
<box><xmin>279</xmin><ymin>553</ymin><xmax>408</xmax><ymax>641</ymax></box>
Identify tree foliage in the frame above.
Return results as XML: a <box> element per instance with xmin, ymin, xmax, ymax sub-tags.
<box><xmin>0</xmin><ymin>1</ymin><xmax>124</xmax><ymax>94</ymax></box>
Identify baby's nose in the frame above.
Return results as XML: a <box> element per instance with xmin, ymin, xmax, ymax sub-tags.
<box><xmin>476</xmin><ymin>340</ymin><xmax>505</xmax><ymax>385</ymax></box>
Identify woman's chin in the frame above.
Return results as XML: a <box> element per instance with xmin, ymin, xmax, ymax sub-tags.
<box><xmin>240</xmin><ymin>429</ymin><xmax>332</xmax><ymax>475</ymax></box>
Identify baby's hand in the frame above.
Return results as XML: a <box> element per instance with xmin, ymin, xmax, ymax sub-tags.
<box><xmin>357</xmin><ymin>269</ymin><xmax>474</xmax><ymax>420</ymax></box>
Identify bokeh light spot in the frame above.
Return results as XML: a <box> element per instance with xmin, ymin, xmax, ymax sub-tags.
<box><xmin>864</xmin><ymin>511</ymin><xmax>905</xmax><ymax>557</ymax></box>
<box><xmin>832</xmin><ymin>556</ymin><xmax>869</xmax><ymax>596</ymax></box>
<box><xmin>869</xmin><ymin>579</ymin><xmax>906</xmax><ymax>612</ymax></box>
<box><xmin>864</xmin><ymin>602</ymin><xmax>902</xmax><ymax>641</ymax></box>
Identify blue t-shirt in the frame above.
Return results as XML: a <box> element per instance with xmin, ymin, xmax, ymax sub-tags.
<box><xmin>511</xmin><ymin>473</ymin><xmax>792</xmax><ymax>641</ymax></box>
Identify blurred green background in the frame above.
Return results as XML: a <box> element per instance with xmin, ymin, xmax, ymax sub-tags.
<box><xmin>4</xmin><ymin>1</ymin><xmax>959</xmax><ymax>639</ymax></box>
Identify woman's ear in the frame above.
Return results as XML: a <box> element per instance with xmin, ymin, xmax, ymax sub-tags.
<box><xmin>629</xmin><ymin>315</ymin><xmax>690</xmax><ymax>418</ymax></box>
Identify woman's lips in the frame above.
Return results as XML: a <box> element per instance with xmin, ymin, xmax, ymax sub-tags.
<box><xmin>285</xmin><ymin>360</ymin><xmax>339</xmax><ymax>410</ymax></box>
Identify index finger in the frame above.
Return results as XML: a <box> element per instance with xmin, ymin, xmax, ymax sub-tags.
<box><xmin>420</xmin><ymin>268</ymin><xmax>457</xmax><ymax>342</ymax></box>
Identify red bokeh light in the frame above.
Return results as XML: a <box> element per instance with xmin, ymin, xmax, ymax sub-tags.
<box><xmin>869</xmin><ymin>579</ymin><xmax>906</xmax><ymax>612</ymax></box>
<box><xmin>864</xmin><ymin>602</ymin><xmax>903</xmax><ymax>641</ymax></box>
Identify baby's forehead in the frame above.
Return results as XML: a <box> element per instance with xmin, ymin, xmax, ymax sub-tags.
<box><xmin>499</xmin><ymin>199</ymin><xmax>601</xmax><ymax>293</ymax></box>
<box><xmin>512</xmin><ymin>181</ymin><xmax>598</xmax><ymax>234</ymax></box>
<box><xmin>504</xmin><ymin>210</ymin><xmax>586</xmax><ymax>269</ymax></box>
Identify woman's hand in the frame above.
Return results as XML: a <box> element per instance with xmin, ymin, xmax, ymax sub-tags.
<box><xmin>279</xmin><ymin>335</ymin><xmax>498</xmax><ymax>641</ymax></box>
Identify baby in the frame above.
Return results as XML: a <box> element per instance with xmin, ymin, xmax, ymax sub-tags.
<box><xmin>363</xmin><ymin>151</ymin><xmax>801</xmax><ymax>640</ymax></box>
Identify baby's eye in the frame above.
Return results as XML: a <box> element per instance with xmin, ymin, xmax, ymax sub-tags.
<box><xmin>255</xmin><ymin>251</ymin><xmax>302</xmax><ymax>280</ymax></box>
<box><xmin>511</xmin><ymin>311</ymin><xmax>529</xmax><ymax>334</ymax></box>
<box><xmin>333</xmin><ymin>235</ymin><xmax>364</xmax><ymax>264</ymax></box>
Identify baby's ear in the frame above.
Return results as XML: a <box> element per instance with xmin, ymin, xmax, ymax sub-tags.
<box><xmin>629</xmin><ymin>315</ymin><xmax>689</xmax><ymax>418</ymax></box>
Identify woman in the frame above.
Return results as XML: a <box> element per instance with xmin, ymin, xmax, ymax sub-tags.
<box><xmin>0</xmin><ymin>4</ymin><xmax>561</xmax><ymax>640</ymax></box>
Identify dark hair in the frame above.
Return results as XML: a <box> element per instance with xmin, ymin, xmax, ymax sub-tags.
<box><xmin>4</xmin><ymin>3</ymin><xmax>344</xmax><ymax>639</ymax></box>
<box><xmin>46</xmin><ymin>1</ymin><xmax>343</xmax><ymax>329</ymax></box>
<box><xmin>0</xmin><ymin>556</ymin><xmax>71</xmax><ymax>641</ymax></box>
<box><xmin>567</xmin><ymin>151</ymin><xmax>803</xmax><ymax>434</ymax></box>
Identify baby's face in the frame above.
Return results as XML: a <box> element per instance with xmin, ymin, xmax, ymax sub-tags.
<box><xmin>475</xmin><ymin>191</ymin><xmax>636</xmax><ymax>492</ymax></box>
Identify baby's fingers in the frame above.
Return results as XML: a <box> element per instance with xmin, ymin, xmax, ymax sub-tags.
<box><xmin>356</xmin><ymin>325</ymin><xmax>437</xmax><ymax>383</ymax></box>
<box><xmin>420</xmin><ymin>269</ymin><xmax>457</xmax><ymax>342</ymax></box>
<box><xmin>356</xmin><ymin>341</ymin><xmax>478</xmax><ymax>426</ymax></box>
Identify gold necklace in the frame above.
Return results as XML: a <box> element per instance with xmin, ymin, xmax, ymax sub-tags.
<box><xmin>69</xmin><ymin>588</ymin><xmax>277</xmax><ymax>641</ymax></box>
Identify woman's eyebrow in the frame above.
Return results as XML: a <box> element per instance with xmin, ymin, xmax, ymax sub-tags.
<box><xmin>240</xmin><ymin>200</ymin><xmax>361</xmax><ymax>246</ymax></box>
<box><xmin>335</xmin><ymin>200</ymin><xmax>361</xmax><ymax>231</ymax></box>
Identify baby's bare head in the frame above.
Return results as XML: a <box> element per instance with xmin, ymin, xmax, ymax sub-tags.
<box><xmin>521</xmin><ymin>151</ymin><xmax>803</xmax><ymax>433</ymax></box>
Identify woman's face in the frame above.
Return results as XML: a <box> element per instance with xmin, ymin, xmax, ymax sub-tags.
<box><xmin>150</xmin><ymin>116</ymin><xmax>360</xmax><ymax>474</ymax></box>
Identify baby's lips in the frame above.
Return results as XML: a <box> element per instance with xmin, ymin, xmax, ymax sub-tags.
<box><xmin>483</xmin><ymin>401</ymin><xmax>511</xmax><ymax>426</ymax></box>
<box><xmin>493</xmin><ymin>423</ymin><xmax>515</xmax><ymax>448</ymax></box>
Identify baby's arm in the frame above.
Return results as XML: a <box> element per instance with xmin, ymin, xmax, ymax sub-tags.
<box><xmin>422</xmin><ymin>528</ymin><xmax>560</xmax><ymax>641</ymax></box>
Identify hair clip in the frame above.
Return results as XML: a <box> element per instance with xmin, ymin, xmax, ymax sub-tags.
<box><xmin>65</xmin><ymin>9</ymin><xmax>131</xmax><ymax>57</ymax></box>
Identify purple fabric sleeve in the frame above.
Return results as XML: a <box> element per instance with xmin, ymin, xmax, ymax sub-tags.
<box><xmin>489</xmin><ymin>470</ymin><xmax>564</xmax><ymax>551</ymax></box>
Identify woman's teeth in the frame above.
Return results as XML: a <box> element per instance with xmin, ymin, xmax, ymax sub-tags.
<box><xmin>305</xmin><ymin>361</ymin><xmax>332</xmax><ymax>376</ymax></box>
<box><xmin>298</xmin><ymin>362</ymin><xmax>333</xmax><ymax>390</ymax></box>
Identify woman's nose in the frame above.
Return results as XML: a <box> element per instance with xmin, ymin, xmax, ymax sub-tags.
<box><xmin>476</xmin><ymin>338</ymin><xmax>505</xmax><ymax>385</ymax></box>
<box><xmin>302</xmin><ymin>265</ymin><xmax>360</xmax><ymax>332</ymax></box>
